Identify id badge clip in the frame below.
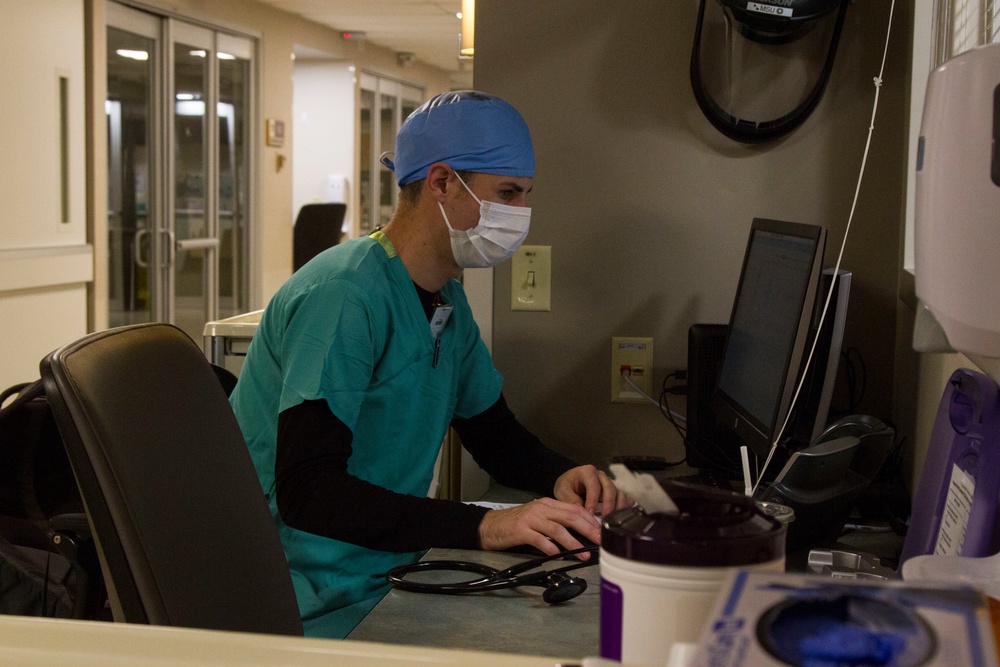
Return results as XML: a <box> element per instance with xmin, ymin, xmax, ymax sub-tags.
<box><xmin>430</xmin><ymin>304</ymin><xmax>453</xmax><ymax>339</ymax></box>
<box><xmin>430</xmin><ymin>303</ymin><xmax>453</xmax><ymax>368</ymax></box>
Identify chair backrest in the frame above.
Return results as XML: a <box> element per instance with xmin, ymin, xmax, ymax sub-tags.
<box><xmin>293</xmin><ymin>203</ymin><xmax>346</xmax><ymax>272</ymax></box>
<box><xmin>40</xmin><ymin>323</ymin><xmax>303</xmax><ymax>635</ymax></box>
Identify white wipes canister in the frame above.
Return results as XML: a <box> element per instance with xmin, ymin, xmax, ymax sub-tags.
<box><xmin>599</xmin><ymin>482</ymin><xmax>786</xmax><ymax>666</ymax></box>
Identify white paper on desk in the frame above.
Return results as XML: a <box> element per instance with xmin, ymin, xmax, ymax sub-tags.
<box><xmin>463</xmin><ymin>501</ymin><xmax>521</xmax><ymax>511</ymax></box>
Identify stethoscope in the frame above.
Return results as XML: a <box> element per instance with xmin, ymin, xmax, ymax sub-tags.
<box><xmin>386</xmin><ymin>546</ymin><xmax>599</xmax><ymax>604</ymax></box>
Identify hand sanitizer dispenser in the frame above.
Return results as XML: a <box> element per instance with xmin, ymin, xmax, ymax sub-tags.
<box><xmin>914</xmin><ymin>42</ymin><xmax>1000</xmax><ymax>357</ymax></box>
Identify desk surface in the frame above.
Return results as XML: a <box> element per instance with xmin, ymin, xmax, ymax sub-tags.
<box><xmin>0</xmin><ymin>615</ymin><xmax>579</xmax><ymax>667</ymax></box>
<box><xmin>347</xmin><ymin>546</ymin><xmax>601</xmax><ymax>660</ymax></box>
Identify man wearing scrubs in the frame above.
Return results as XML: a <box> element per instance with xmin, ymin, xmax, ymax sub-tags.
<box><xmin>230</xmin><ymin>91</ymin><xmax>627</xmax><ymax>638</ymax></box>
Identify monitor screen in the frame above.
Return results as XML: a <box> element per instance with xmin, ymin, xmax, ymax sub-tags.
<box><xmin>711</xmin><ymin>218</ymin><xmax>827</xmax><ymax>464</ymax></box>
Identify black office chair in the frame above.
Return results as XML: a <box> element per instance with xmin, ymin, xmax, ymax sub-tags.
<box><xmin>39</xmin><ymin>323</ymin><xmax>303</xmax><ymax>635</ymax></box>
<box><xmin>293</xmin><ymin>203</ymin><xmax>346</xmax><ymax>272</ymax></box>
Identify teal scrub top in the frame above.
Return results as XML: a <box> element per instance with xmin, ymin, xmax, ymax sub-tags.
<box><xmin>230</xmin><ymin>233</ymin><xmax>503</xmax><ymax>638</ymax></box>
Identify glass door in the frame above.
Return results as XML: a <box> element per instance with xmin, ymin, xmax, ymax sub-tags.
<box><xmin>170</xmin><ymin>22</ymin><xmax>214</xmax><ymax>340</ymax></box>
<box><xmin>216</xmin><ymin>34</ymin><xmax>252</xmax><ymax>320</ymax></box>
<box><xmin>107</xmin><ymin>6</ymin><xmax>159</xmax><ymax>327</ymax></box>
<box><xmin>359</xmin><ymin>88</ymin><xmax>375</xmax><ymax>235</ymax></box>
<box><xmin>377</xmin><ymin>83</ymin><xmax>399</xmax><ymax>229</ymax></box>
<box><xmin>106</xmin><ymin>3</ymin><xmax>254</xmax><ymax>341</ymax></box>
<box><xmin>357</xmin><ymin>74</ymin><xmax>423</xmax><ymax>236</ymax></box>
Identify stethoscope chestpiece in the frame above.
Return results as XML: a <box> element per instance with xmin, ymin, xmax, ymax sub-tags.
<box><xmin>541</xmin><ymin>571</ymin><xmax>588</xmax><ymax>604</ymax></box>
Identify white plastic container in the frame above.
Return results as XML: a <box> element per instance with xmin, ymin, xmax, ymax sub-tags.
<box><xmin>599</xmin><ymin>483</ymin><xmax>786</xmax><ymax>666</ymax></box>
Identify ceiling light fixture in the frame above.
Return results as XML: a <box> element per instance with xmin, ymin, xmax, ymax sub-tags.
<box><xmin>116</xmin><ymin>49</ymin><xmax>148</xmax><ymax>61</ymax></box>
<box><xmin>460</xmin><ymin>0</ymin><xmax>475</xmax><ymax>57</ymax></box>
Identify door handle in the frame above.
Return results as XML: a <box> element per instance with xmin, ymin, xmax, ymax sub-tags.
<box><xmin>133</xmin><ymin>229</ymin><xmax>149</xmax><ymax>268</ymax></box>
<box><xmin>175</xmin><ymin>237</ymin><xmax>221</xmax><ymax>251</ymax></box>
<box><xmin>162</xmin><ymin>229</ymin><xmax>175</xmax><ymax>267</ymax></box>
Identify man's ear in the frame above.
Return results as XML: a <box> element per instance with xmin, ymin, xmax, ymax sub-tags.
<box><xmin>425</xmin><ymin>162</ymin><xmax>453</xmax><ymax>202</ymax></box>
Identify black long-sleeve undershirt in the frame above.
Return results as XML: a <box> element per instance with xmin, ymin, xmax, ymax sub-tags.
<box><xmin>274</xmin><ymin>393</ymin><xmax>577</xmax><ymax>553</ymax></box>
<box><xmin>451</xmin><ymin>396</ymin><xmax>578</xmax><ymax>497</ymax></box>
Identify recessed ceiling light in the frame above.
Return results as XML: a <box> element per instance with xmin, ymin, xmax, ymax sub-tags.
<box><xmin>116</xmin><ymin>49</ymin><xmax>148</xmax><ymax>61</ymax></box>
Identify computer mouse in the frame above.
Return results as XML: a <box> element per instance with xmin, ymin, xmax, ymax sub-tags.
<box><xmin>505</xmin><ymin>528</ymin><xmax>598</xmax><ymax>557</ymax></box>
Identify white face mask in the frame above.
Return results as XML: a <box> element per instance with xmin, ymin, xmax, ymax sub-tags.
<box><xmin>438</xmin><ymin>174</ymin><xmax>531</xmax><ymax>269</ymax></box>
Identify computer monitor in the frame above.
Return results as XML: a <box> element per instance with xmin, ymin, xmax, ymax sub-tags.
<box><xmin>686</xmin><ymin>267</ymin><xmax>851</xmax><ymax>481</ymax></box>
<box><xmin>710</xmin><ymin>218</ymin><xmax>828</xmax><ymax>468</ymax></box>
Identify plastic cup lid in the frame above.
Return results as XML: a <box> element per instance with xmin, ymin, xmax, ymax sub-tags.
<box><xmin>601</xmin><ymin>481</ymin><xmax>786</xmax><ymax>567</ymax></box>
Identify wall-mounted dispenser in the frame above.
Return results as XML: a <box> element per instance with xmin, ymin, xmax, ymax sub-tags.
<box><xmin>914</xmin><ymin>42</ymin><xmax>1000</xmax><ymax>358</ymax></box>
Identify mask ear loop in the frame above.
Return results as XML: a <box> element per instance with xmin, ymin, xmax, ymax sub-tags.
<box><xmin>453</xmin><ymin>171</ymin><xmax>483</xmax><ymax>206</ymax></box>
<box><xmin>437</xmin><ymin>167</ymin><xmax>481</xmax><ymax>221</ymax></box>
<box><xmin>439</xmin><ymin>169</ymin><xmax>485</xmax><ymax>235</ymax></box>
<box><xmin>437</xmin><ymin>167</ymin><xmax>467</xmax><ymax>234</ymax></box>
<box><xmin>438</xmin><ymin>202</ymin><xmax>456</xmax><ymax>232</ymax></box>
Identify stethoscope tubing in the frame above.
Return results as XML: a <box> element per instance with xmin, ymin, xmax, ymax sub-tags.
<box><xmin>386</xmin><ymin>546</ymin><xmax>599</xmax><ymax>596</ymax></box>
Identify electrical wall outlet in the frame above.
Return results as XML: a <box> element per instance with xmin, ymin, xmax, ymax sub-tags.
<box><xmin>611</xmin><ymin>337</ymin><xmax>654</xmax><ymax>403</ymax></box>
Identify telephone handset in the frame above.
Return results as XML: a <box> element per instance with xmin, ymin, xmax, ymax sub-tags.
<box><xmin>814</xmin><ymin>414</ymin><xmax>891</xmax><ymax>443</ymax></box>
<box><xmin>759</xmin><ymin>414</ymin><xmax>896</xmax><ymax>553</ymax></box>
<box><xmin>813</xmin><ymin>414</ymin><xmax>895</xmax><ymax>481</ymax></box>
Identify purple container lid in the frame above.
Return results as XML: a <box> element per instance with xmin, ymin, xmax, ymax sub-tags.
<box><xmin>601</xmin><ymin>481</ymin><xmax>786</xmax><ymax>567</ymax></box>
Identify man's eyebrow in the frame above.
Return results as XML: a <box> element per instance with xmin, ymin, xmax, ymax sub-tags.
<box><xmin>501</xmin><ymin>181</ymin><xmax>531</xmax><ymax>194</ymax></box>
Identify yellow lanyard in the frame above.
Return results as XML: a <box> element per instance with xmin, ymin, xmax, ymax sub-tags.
<box><xmin>368</xmin><ymin>229</ymin><xmax>398</xmax><ymax>258</ymax></box>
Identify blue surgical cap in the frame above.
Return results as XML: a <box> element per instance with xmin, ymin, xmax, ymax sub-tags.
<box><xmin>381</xmin><ymin>90</ymin><xmax>535</xmax><ymax>186</ymax></box>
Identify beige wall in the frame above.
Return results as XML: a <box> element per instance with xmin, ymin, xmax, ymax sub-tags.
<box><xmin>475</xmin><ymin>1</ymin><xmax>913</xmax><ymax>471</ymax></box>
<box><xmin>0</xmin><ymin>0</ymin><xmax>91</xmax><ymax>387</ymax></box>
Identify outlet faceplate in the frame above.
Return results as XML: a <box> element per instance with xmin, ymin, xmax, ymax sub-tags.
<box><xmin>611</xmin><ymin>337</ymin><xmax>654</xmax><ymax>403</ymax></box>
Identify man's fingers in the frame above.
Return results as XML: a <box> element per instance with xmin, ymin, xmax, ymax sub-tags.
<box><xmin>478</xmin><ymin>497</ymin><xmax>602</xmax><ymax>554</ymax></box>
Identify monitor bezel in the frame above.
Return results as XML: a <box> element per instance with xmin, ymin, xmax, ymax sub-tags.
<box><xmin>710</xmin><ymin>217</ymin><xmax>828</xmax><ymax>462</ymax></box>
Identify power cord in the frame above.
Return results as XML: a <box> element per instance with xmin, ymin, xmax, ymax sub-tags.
<box><xmin>753</xmin><ymin>0</ymin><xmax>897</xmax><ymax>495</ymax></box>
<box><xmin>619</xmin><ymin>369</ymin><xmax>686</xmax><ymax>467</ymax></box>
<box><xmin>621</xmin><ymin>370</ymin><xmax>686</xmax><ymax>423</ymax></box>
<box><xmin>659</xmin><ymin>371</ymin><xmax>688</xmax><ymax>439</ymax></box>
